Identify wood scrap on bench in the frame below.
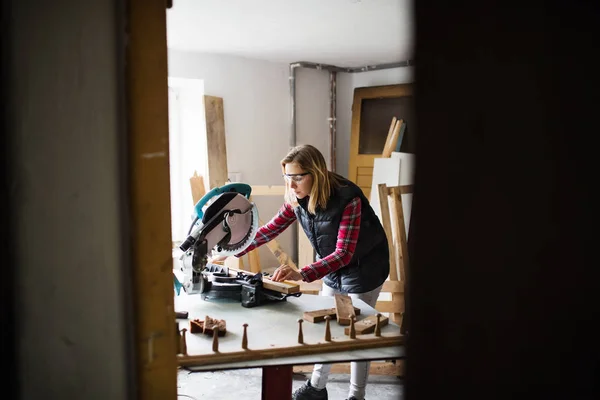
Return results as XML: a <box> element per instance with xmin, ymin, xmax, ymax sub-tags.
<box><xmin>262</xmin><ymin>278</ymin><xmax>300</xmax><ymax>294</ymax></box>
<box><xmin>303</xmin><ymin>306</ymin><xmax>361</xmax><ymax>323</ymax></box>
<box><xmin>334</xmin><ymin>294</ymin><xmax>356</xmax><ymax>325</ymax></box>
<box><xmin>344</xmin><ymin>314</ymin><xmax>389</xmax><ymax>336</ymax></box>
<box><xmin>189</xmin><ymin>316</ymin><xmax>226</xmax><ymax>337</ymax></box>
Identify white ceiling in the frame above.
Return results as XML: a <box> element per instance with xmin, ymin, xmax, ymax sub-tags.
<box><xmin>166</xmin><ymin>0</ymin><xmax>413</xmax><ymax>67</ymax></box>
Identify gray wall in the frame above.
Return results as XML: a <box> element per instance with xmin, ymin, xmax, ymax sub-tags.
<box><xmin>7</xmin><ymin>1</ymin><xmax>132</xmax><ymax>399</ymax></box>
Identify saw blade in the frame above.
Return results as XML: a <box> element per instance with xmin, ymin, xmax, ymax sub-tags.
<box><xmin>215</xmin><ymin>203</ymin><xmax>259</xmax><ymax>256</ymax></box>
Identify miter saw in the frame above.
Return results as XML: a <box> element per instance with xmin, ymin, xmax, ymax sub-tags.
<box><xmin>177</xmin><ymin>183</ymin><xmax>259</xmax><ymax>295</ymax></box>
<box><xmin>175</xmin><ymin>182</ymin><xmax>301</xmax><ymax>308</ymax></box>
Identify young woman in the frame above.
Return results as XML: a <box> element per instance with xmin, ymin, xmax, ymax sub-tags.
<box><xmin>215</xmin><ymin>144</ymin><xmax>389</xmax><ymax>400</ymax></box>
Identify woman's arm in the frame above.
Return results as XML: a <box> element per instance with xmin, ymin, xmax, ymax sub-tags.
<box><xmin>299</xmin><ymin>196</ymin><xmax>362</xmax><ymax>282</ymax></box>
<box><xmin>235</xmin><ymin>202</ymin><xmax>297</xmax><ymax>257</ymax></box>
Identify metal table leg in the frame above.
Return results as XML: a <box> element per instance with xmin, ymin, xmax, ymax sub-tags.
<box><xmin>261</xmin><ymin>365</ymin><xmax>293</xmax><ymax>400</ymax></box>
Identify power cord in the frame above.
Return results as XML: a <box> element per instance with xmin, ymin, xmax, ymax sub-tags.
<box><xmin>178</xmin><ymin>394</ymin><xmax>198</xmax><ymax>400</ymax></box>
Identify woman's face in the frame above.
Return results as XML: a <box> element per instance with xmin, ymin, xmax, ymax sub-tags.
<box><xmin>284</xmin><ymin>163</ymin><xmax>313</xmax><ymax>199</ymax></box>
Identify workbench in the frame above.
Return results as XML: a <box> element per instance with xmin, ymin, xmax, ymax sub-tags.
<box><xmin>175</xmin><ymin>291</ymin><xmax>404</xmax><ymax>399</ymax></box>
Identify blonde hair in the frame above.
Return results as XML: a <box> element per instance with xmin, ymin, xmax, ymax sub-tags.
<box><xmin>281</xmin><ymin>145</ymin><xmax>343</xmax><ymax>214</ymax></box>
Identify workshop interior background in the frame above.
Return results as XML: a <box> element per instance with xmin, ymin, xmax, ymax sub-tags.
<box><xmin>166</xmin><ymin>1</ymin><xmax>412</xmax><ymax>398</ymax></box>
<box><xmin>4</xmin><ymin>0</ymin><xmax>597</xmax><ymax>399</ymax></box>
<box><xmin>166</xmin><ymin>0</ymin><xmax>414</xmax><ymax>272</ymax></box>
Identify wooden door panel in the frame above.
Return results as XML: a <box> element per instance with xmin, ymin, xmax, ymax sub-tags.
<box><xmin>357</xmin><ymin>166</ymin><xmax>374</xmax><ymax>176</ymax></box>
<box><xmin>348</xmin><ymin>84</ymin><xmax>414</xmax><ymax>185</ymax></box>
<box><xmin>356</xmin><ymin>174</ymin><xmax>372</xmax><ymax>187</ymax></box>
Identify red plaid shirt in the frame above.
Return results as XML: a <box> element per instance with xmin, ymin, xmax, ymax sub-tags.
<box><xmin>236</xmin><ymin>197</ymin><xmax>362</xmax><ymax>282</ymax></box>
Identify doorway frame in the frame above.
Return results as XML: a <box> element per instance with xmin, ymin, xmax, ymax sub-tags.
<box><xmin>126</xmin><ymin>0</ymin><xmax>178</xmax><ymax>398</ymax></box>
<box><xmin>348</xmin><ymin>83</ymin><xmax>414</xmax><ymax>197</ymax></box>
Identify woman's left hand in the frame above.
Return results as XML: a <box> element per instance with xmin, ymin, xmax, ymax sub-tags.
<box><xmin>271</xmin><ymin>264</ymin><xmax>303</xmax><ymax>282</ymax></box>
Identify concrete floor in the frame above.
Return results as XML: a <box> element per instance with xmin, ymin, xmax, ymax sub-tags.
<box><xmin>177</xmin><ymin>367</ymin><xmax>403</xmax><ymax>400</ymax></box>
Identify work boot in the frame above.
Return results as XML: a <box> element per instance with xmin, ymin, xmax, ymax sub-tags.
<box><xmin>292</xmin><ymin>380</ymin><xmax>328</xmax><ymax>400</ymax></box>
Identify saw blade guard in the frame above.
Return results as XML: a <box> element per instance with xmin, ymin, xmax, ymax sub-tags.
<box><xmin>213</xmin><ymin>202</ymin><xmax>259</xmax><ymax>256</ymax></box>
<box><xmin>194</xmin><ymin>183</ymin><xmax>252</xmax><ymax>220</ymax></box>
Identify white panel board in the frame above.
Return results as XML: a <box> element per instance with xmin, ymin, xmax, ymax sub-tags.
<box><xmin>370</xmin><ymin>152</ymin><xmax>415</xmax><ymax>236</ymax></box>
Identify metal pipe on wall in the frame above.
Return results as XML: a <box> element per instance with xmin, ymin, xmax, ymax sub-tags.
<box><xmin>289</xmin><ymin>63</ymin><xmax>297</xmax><ymax>149</ymax></box>
<box><xmin>329</xmin><ymin>71</ymin><xmax>337</xmax><ymax>172</ymax></box>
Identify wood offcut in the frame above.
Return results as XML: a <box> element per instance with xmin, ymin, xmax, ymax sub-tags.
<box><xmin>334</xmin><ymin>294</ymin><xmax>355</xmax><ymax>325</ymax></box>
<box><xmin>190</xmin><ymin>316</ymin><xmax>226</xmax><ymax>337</ymax></box>
<box><xmin>303</xmin><ymin>306</ymin><xmax>361</xmax><ymax>323</ymax></box>
<box><xmin>344</xmin><ymin>314</ymin><xmax>389</xmax><ymax>336</ymax></box>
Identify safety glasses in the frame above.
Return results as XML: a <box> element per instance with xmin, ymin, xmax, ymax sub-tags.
<box><xmin>282</xmin><ymin>172</ymin><xmax>310</xmax><ymax>183</ymax></box>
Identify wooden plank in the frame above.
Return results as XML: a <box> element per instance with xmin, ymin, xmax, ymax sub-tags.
<box><xmin>303</xmin><ymin>307</ymin><xmax>361</xmax><ymax>323</ymax></box>
<box><xmin>334</xmin><ymin>294</ymin><xmax>356</xmax><ymax>326</ymax></box>
<box><xmin>298</xmin><ymin>224</ymin><xmax>314</xmax><ymax>267</ymax></box>
<box><xmin>382</xmin><ymin>119</ymin><xmax>402</xmax><ymax>158</ymax></box>
<box><xmin>189</xmin><ymin>170</ymin><xmax>206</xmax><ymax>205</ymax></box>
<box><xmin>294</xmin><ymin>360</ymin><xmax>403</xmax><ymax>376</ymax></box>
<box><xmin>178</xmin><ymin>333</ymin><xmax>404</xmax><ymax>367</ymax></box>
<box><xmin>344</xmin><ymin>314</ymin><xmax>389</xmax><ymax>335</ymax></box>
<box><xmin>265</xmin><ymin>240</ymin><xmax>297</xmax><ymax>269</ymax></box>
<box><xmin>400</xmin><ymin>184</ymin><xmax>414</xmax><ymax>194</ymax></box>
<box><xmin>382</xmin><ymin>117</ymin><xmax>398</xmax><ymax>156</ymax></box>
<box><xmin>382</xmin><ymin>280</ymin><xmax>403</xmax><ymax>293</ymax></box>
<box><xmin>390</xmin><ymin>186</ymin><xmax>409</xmax><ymax>282</ymax></box>
<box><xmin>378</xmin><ymin>184</ymin><xmax>398</xmax><ymax>281</ymax></box>
<box><xmin>299</xmin><ymin>280</ymin><xmax>323</xmax><ymax>295</ymax></box>
<box><xmin>391</xmin><ymin>294</ymin><xmax>404</xmax><ymax>324</ymax></box>
<box><xmin>375</xmin><ymin>297</ymin><xmax>405</xmax><ymax>314</ymax></box>
<box><xmin>250</xmin><ymin>185</ymin><xmax>286</xmax><ymax>196</ymax></box>
<box><xmin>204</xmin><ymin>95</ymin><xmax>228</xmax><ymax>189</ymax></box>
<box><xmin>127</xmin><ymin>0</ymin><xmax>177</xmax><ymax>398</ymax></box>
<box><xmin>258</xmin><ymin>217</ymin><xmax>298</xmax><ymax>271</ymax></box>
<box><xmin>245</xmin><ymin>197</ymin><xmax>261</xmax><ymax>274</ymax></box>
<box><xmin>247</xmin><ymin>249</ymin><xmax>261</xmax><ymax>273</ymax></box>
<box><xmin>297</xmin><ymin>279</ymin><xmax>401</xmax><ymax>294</ymax></box>
<box><xmin>246</xmin><ymin>196</ymin><xmax>261</xmax><ymax>274</ymax></box>
<box><xmin>262</xmin><ymin>278</ymin><xmax>300</xmax><ymax>294</ymax></box>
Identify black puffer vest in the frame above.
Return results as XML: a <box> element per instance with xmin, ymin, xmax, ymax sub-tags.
<box><xmin>295</xmin><ymin>175</ymin><xmax>389</xmax><ymax>293</ymax></box>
